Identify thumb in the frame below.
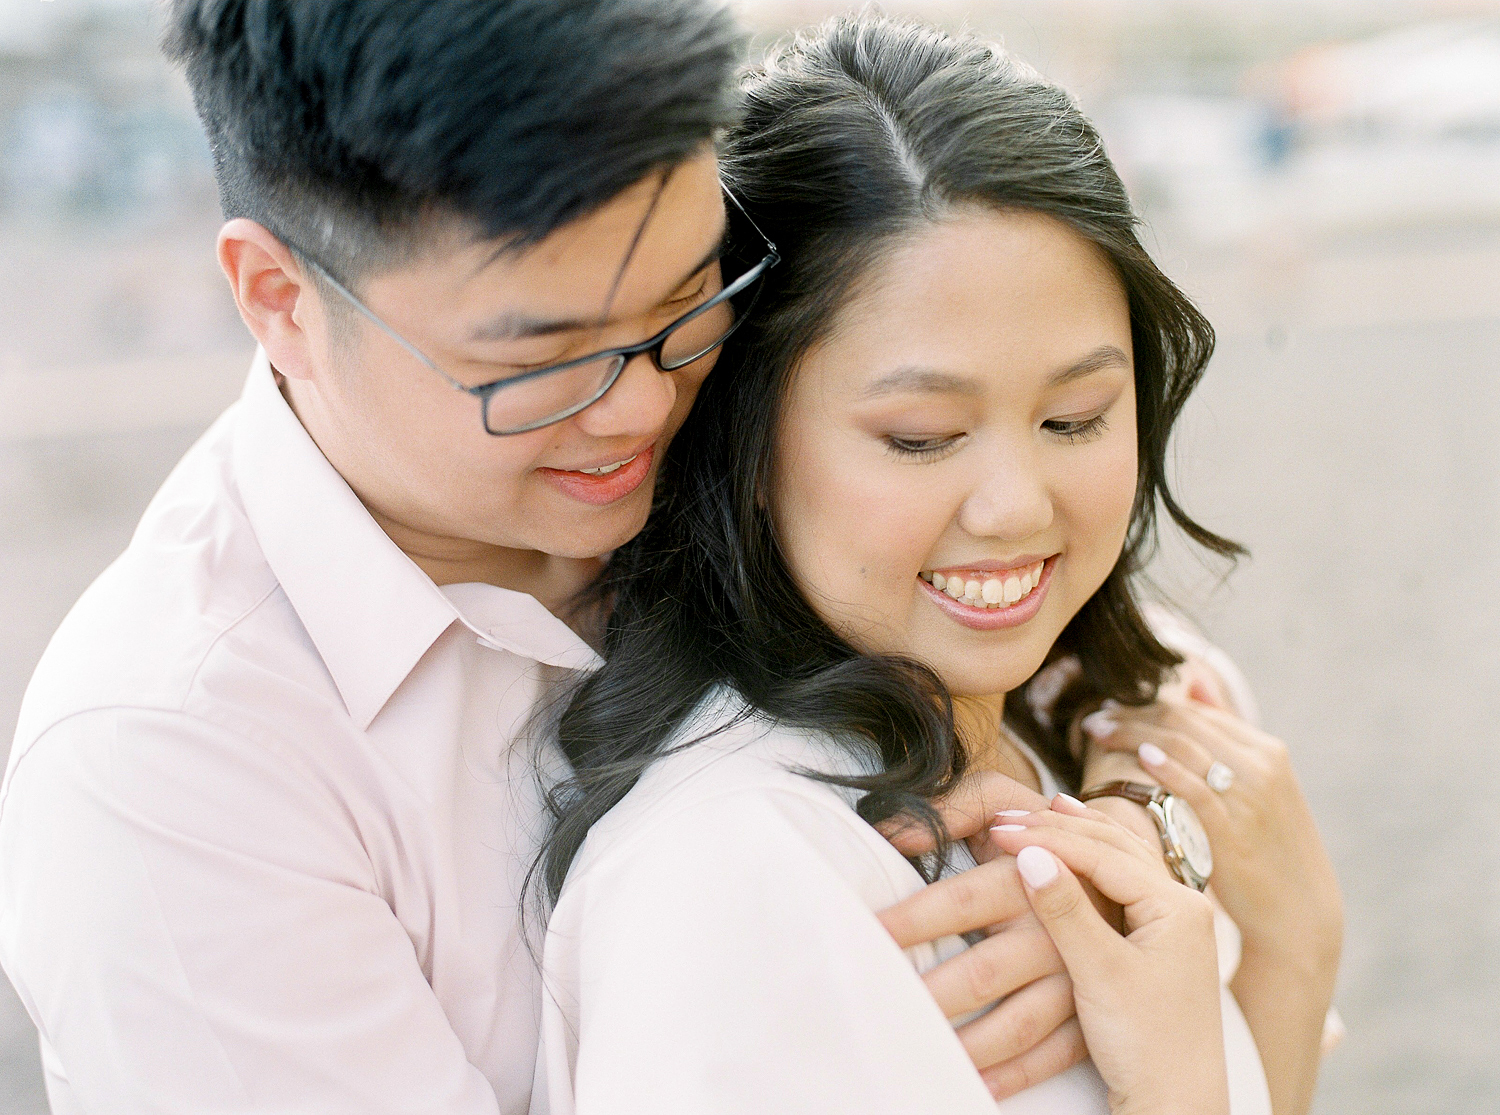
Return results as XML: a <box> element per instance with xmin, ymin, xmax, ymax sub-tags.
<box><xmin>1016</xmin><ymin>845</ymin><xmax>1118</xmax><ymax>964</ymax></box>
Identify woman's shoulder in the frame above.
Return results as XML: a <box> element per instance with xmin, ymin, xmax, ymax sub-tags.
<box><xmin>564</xmin><ymin>687</ymin><xmax>912</xmax><ymax>903</ymax></box>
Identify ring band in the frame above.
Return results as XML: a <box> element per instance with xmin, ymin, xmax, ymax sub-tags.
<box><xmin>1206</xmin><ymin>761</ymin><xmax>1235</xmax><ymax>793</ymax></box>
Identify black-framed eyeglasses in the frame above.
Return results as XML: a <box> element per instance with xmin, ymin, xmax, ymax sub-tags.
<box><xmin>285</xmin><ymin>187</ymin><xmax>778</xmax><ymax>435</ymax></box>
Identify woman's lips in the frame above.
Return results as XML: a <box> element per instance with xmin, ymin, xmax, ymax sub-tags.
<box><xmin>538</xmin><ymin>444</ymin><xmax>655</xmax><ymax>506</ymax></box>
<box><xmin>919</xmin><ymin>556</ymin><xmax>1056</xmax><ymax>630</ymax></box>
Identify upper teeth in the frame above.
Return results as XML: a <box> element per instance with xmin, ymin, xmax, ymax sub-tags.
<box><xmin>577</xmin><ymin>454</ymin><xmax>638</xmax><ymax>476</ymax></box>
<box><xmin>919</xmin><ymin>561</ymin><xmax>1046</xmax><ymax>609</ymax></box>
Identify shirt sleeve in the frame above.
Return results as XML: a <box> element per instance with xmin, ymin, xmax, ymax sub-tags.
<box><xmin>533</xmin><ymin>784</ymin><xmax>1001</xmax><ymax>1115</ymax></box>
<box><xmin>0</xmin><ymin>708</ymin><xmax>501</xmax><ymax>1115</ymax></box>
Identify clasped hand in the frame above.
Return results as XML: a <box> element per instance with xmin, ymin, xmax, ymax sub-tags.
<box><xmin>876</xmin><ymin>773</ymin><xmax>1086</xmax><ymax>1100</ymax></box>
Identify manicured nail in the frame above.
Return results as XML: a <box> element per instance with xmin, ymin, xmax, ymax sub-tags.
<box><xmin>1081</xmin><ymin>710</ymin><xmax>1118</xmax><ymax>740</ymax></box>
<box><xmin>991</xmin><ymin>823</ymin><xmax>1027</xmax><ymax>833</ymax></box>
<box><xmin>1101</xmin><ymin>698</ymin><xmax>1122</xmax><ymax>712</ymax></box>
<box><xmin>1052</xmin><ymin>793</ymin><xmax>1088</xmax><ymax>815</ymax></box>
<box><xmin>1138</xmin><ymin>742</ymin><xmax>1167</xmax><ymax>766</ymax></box>
<box><xmin>995</xmin><ymin>809</ymin><xmax>1031</xmax><ymax>818</ymax></box>
<box><xmin>1016</xmin><ymin>845</ymin><xmax>1059</xmax><ymax>888</ymax></box>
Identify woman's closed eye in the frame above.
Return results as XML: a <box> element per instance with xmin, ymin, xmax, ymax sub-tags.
<box><xmin>1042</xmin><ymin>413</ymin><xmax>1110</xmax><ymax>443</ymax></box>
<box><xmin>884</xmin><ymin>432</ymin><xmax>968</xmax><ymax>460</ymax></box>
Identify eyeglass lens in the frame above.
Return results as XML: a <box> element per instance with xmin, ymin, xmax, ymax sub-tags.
<box><xmin>481</xmin><ymin>249</ymin><xmax>766</xmax><ymax>435</ymax></box>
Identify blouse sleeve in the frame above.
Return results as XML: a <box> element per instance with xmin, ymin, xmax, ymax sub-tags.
<box><xmin>532</xmin><ymin>784</ymin><xmax>1001</xmax><ymax>1115</ymax></box>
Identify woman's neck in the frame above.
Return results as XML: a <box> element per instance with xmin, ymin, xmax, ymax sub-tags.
<box><xmin>953</xmin><ymin>693</ymin><xmax>1043</xmax><ymax>794</ymax></box>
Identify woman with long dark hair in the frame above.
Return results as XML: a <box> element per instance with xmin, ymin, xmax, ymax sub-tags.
<box><xmin>530</xmin><ymin>14</ymin><xmax>1337</xmax><ymax>1114</ymax></box>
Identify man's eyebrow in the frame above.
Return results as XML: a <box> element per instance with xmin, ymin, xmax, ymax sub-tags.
<box><xmin>467</xmin><ymin>222</ymin><xmax>729</xmax><ymax>344</ymax></box>
<box><xmin>1046</xmin><ymin>344</ymin><xmax>1131</xmax><ymax>387</ymax></box>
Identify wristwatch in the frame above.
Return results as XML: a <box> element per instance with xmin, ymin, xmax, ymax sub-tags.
<box><xmin>1079</xmin><ymin>781</ymin><xmax>1213</xmax><ymax>891</ymax></box>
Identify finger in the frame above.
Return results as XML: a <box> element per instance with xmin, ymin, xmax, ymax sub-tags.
<box><xmin>1135</xmin><ymin>741</ymin><xmax>1232</xmax><ymax>833</ymax></box>
<box><xmin>956</xmin><ymin>971</ymin><xmax>1075</xmax><ymax>1073</ymax></box>
<box><xmin>1004</xmin><ymin>828</ymin><xmax>1171</xmax><ymax>914</ymax></box>
<box><xmin>919</xmin><ymin>917</ymin><xmax>1062</xmax><ymax>1020</ymax></box>
<box><xmin>1126</xmin><ymin>700</ymin><xmax>1262</xmax><ymax>770</ymax></box>
<box><xmin>1182</xmin><ymin>701</ymin><xmax>1292</xmax><ymax>766</ymax></box>
<box><xmin>1175</xmin><ymin>658</ymin><xmax>1237</xmax><ymax>712</ymax></box>
<box><xmin>1015</xmin><ymin>846</ymin><xmax>1122</xmax><ymax>961</ymax></box>
<box><xmin>1135</xmin><ymin>728</ymin><xmax>1216</xmax><ymax>780</ymax></box>
<box><xmin>877</xmin><ymin>857</ymin><xmax>1031</xmax><ymax>948</ymax></box>
<box><xmin>881</xmin><ymin>770</ymin><xmax>1051</xmax><ymax>851</ymax></box>
<box><xmin>979</xmin><ymin>1017</ymin><xmax>1088</xmax><ymax>1101</ymax></box>
<box><xmin>954</xmin><ymin>972</ymin><xmax>1074</xmax><ymax>1074</ymax></box>
<box><xmin>1084</xmin><ymin>716</ymin><xmax>1218</xmax><ymax>776</ymax></box>
<box><xmin>991</xmin><ymin>805</ymin><xmax>1162</xmax><ymax>869</ymax></box>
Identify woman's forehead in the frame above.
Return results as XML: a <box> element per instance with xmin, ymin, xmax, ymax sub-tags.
<box><xmin>810</xmin><ymin>211</ymin><xmax>1132</xmax><ymax>397</ymax></box>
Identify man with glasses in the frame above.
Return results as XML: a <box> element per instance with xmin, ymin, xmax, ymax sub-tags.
<box><xmin>0</xmin><ymin>2</ymin><xmax>1091</xmax><ymax>1111</ymax></box>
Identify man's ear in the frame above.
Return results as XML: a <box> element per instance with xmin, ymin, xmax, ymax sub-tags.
<box><xmin>217</xmin><ymin>218</ymin><xmax>325</xmax><ymax>382</ymax></box>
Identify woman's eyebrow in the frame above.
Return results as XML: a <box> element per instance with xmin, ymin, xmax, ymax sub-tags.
<box><xmin>1046</xmin><ymin>344</ymin><xmax>1131</xmax><ymax>387</ymax></box>
<box><xmin>859</xmin><ymin>343</ymin><xmax>1130</xmax><ymax>399</ymax></box>
<box><xmin>859</xmin><ymin>366</ymin><xmax>983</xmax><ymax>399</ymax></box>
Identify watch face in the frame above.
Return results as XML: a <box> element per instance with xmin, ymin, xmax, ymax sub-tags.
<box><xmin>1163</xmin><ymin>796</ymin><xmax>1214</xmax><ymax>885</ymax></box>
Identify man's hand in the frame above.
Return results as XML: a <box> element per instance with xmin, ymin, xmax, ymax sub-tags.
<box><xmin>879</xmin><ymin>769</ymin><xmax>1049</xmax><ymax>861</ymax></box>
<box><xmin>876</xmin><ymin>772</ymin><xmax>1088</xmax><ymax>1100</ymax></box>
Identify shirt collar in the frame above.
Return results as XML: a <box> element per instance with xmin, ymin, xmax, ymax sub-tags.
<box><xmin>232</xmin><ymin>349</ymin><xmax>601</xmax><ymax>728</ymax></box>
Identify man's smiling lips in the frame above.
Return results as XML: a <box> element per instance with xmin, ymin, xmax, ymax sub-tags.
<box><xmin>537</xmin><ymin>443</ymin><xmax>657</xmax><ymax>506</ymax></box>
<box><xmin>918</xmin><ymin>555</ymin><xmax>1058</xmax><ymax>630</ymax></box>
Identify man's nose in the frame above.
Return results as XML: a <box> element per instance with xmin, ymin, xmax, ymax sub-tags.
<box><xmin>572</xmin><ymin>351</ymin><xmax>678</xmax><ymax>440</ymax></box>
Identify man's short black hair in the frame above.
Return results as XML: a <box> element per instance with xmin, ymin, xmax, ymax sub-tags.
<box><xmin>164</xmin><ymin>0</ymin><xmax>744</xmax><ymax>285</ymax></box>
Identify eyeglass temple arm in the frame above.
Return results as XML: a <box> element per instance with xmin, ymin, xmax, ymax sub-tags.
<box><xmin>721</xmin><ymin>183</ymin><xmax>778</xmax><ymax>258</ymax></box>
<box><xmin>297</xmin><ymin>255</ymin><xmax>475</xmax><ymax>395</ymax></box>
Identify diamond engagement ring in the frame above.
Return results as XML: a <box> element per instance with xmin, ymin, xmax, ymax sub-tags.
<box><xmin>1205</xmin><ymin>761</ymin><xmax>1235</xmax><ymax>793</ymax></box>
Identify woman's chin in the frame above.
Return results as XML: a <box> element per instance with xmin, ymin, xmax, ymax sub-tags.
<box><xmin>930</xmin><ymin>652</ymin><xmax>1053</xmax><ymax>704</ymax></box>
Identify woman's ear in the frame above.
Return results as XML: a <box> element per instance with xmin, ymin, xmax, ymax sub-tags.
<box><xmin>216</xmin><ymin>219</ymin><xmax>325</xmax><ymax>382</ymax></box>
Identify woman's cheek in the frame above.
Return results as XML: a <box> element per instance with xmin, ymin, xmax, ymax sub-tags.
<box><xmin>779</xmin><ymin>453</ymin><xmax>945</xmax><ymax>644</ymax></box>
<box><xmin>1065</xmin><ymin>432</ymin><xmax>1138</xmax><ymax>559</ymax></box>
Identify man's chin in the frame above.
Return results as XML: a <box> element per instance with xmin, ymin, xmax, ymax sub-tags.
<box><xmin>534</xmin><ymin>499</ymin><xmax>654</xmax><ymax>561</ymax></box>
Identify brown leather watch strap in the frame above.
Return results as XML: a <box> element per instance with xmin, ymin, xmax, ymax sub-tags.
<box><xmin>1079</xmin><ymin>780</ymin><xmax>1164</xmax><ymax>808</ymax></box>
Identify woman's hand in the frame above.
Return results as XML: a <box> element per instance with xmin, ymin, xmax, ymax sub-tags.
<box><xmin>990</xmin><ymin>796</ymin><xmax>1230</xmax><ymax>1115</ymax></box>
<box><xmin>1081</xmin><ymin>698</ymin><xmax>1343</xmax><ymax>969</ymax></box>
<box><xmin>1081</xmin><ymin>697</ymin><xmax>1343</xmax><ymax>1115</ymax></box>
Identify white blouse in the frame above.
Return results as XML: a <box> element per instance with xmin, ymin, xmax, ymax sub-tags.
<box><xmin>532</xmin><ymin>692</ymin><xmax>1272</xmax><ymax>1115</ymax></box>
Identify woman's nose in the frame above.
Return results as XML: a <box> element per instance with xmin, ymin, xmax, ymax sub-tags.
<box><xmin>572</xmin><ymin>351</ymin><xmax>678</xmax><ymax>440</ymax></box>
<box><xmin>956</xmin><ymin>454</ymin><xmax>1055</xmax><ymax>542</ymax></box>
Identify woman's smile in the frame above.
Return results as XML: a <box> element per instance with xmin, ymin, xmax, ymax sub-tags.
<box><xmin>917</xmin><ymin>555</ymin><xmax>1056</xmax><ymax>630</ymax></box>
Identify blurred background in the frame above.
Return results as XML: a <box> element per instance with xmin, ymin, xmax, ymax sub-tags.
<box><xmin>1</xmin><ymin>0</ymin><xmax>1496</xmax><ymax>1110</ymax></box>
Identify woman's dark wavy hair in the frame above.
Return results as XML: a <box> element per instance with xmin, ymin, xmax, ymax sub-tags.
<box><xmin>534</xmin><ymin>13</ymin><xmax>1242</xmax><ymax>906</ymax></box>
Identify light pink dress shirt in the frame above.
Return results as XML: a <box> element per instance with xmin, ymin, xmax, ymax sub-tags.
<box><xmin>0</xmin><ymin>350</ymin><xmax>599</xmax><ymax>1114</ymax></box>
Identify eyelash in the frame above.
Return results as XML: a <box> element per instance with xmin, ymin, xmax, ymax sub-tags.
<box><xmin>885</xmin><ymin>435</ymin><xmax>966</xmax><ymax>460</ymax></box>
<box><xmin>884</xmin><ymin>413</ymin><xmax>1110</xmax><ymax>460</ymax></box>
<box><xmin>1043</xmin><ymin>414</ymin><xmax>1110</xmax><ymax>443</ymax></box>
<box><xmin>666</xmin><ymin>276</ymin><xmax>713</xmax><ymax>309</ymax></box>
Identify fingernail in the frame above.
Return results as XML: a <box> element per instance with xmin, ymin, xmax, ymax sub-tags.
<box><xmin>995</xmin><ymin>809</ymin><xmax>1031</xmax><ymax>818</ymax></box>
<box><xmin>1081</xmin><ymin>710</ymin><xmax>1118</xmax><ymax>739</ymax></box>
<box><xmin>1052</xmin><ymin>793</ymin><xmax>1088</xmax><ymax>815</ymax></box>
<box><xmin>1101</xmin><ymin>698</ymin><xmax>1122</xmax><ymax>712</ymax></box>
<box><xmin>1016</xmin><ymin>845</ymin><xmax>1059</xmax><ymax>888</ymax></box>
<box><xmin>1139</xmin><ymin>742</ymin><xmax>1167</xmax><ymax>766</ymax></box>
<box><xmin>991</xmin><ymin>823</ymin><xmax>1027</xmax><ymax>833</ymax></box>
